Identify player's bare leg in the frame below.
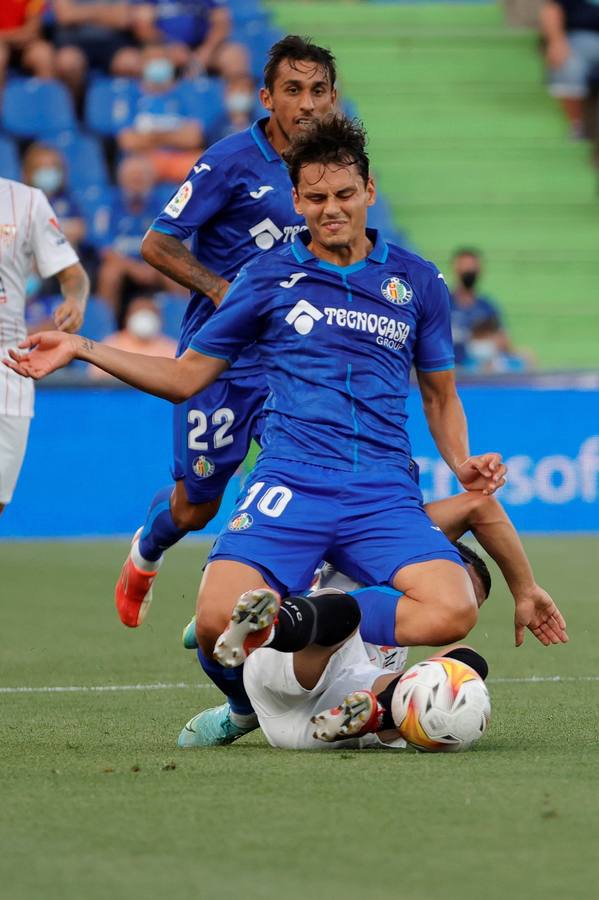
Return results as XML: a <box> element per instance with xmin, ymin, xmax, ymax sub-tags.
<box><xmin>114</xmin><ymin>480</ymin><xmax>222</xmax><ymax>627</ymax></box>
<box><xmin>180</xmin><ymin>579</ymin><xmax>362</xmax><ymax>748</ymax></box>
<box><xmin>178</xmin><ymin>560</ymin><xmax>271</xmax><ymax>749</ymax></box>
<box><xmin>392</xmin><ymin>559</ymin><xmax>478</xmax><ymax>646</ymax></box>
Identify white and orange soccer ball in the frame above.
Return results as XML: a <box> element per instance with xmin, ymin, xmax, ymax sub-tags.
<box><xmin>391</xmin><ymin>657</ymin><xmax>491</xmax><ymax>752</ymax></box>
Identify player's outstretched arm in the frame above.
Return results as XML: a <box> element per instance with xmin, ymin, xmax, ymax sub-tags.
<box><xmin>417</xmin><ymin>370</ymin><xmax>506</xmax><ymax>495</ymax></box>
<box><xmin>141</xmin><ymin>230</ymin><xmax>229</xmax><ymax>307</ymax></box>
<box><xmin>3</xmin><ymin>333</ymin><xmax>227</xmax><ymax>402</ymax></box>
<box><xmin>53</xmin><ymin>262</ymin><xmax>90</xmax><ymax>333</ymax></box>
<box><xmin>427</xmin><ymin>492</ymin><xmax>567</xmax><ymax>647</ymax></box>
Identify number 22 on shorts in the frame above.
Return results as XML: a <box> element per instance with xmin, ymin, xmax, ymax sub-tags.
<box><xmin>187</xmin><ymin>407</ymin><xmax>234</xmax><ymax>451</ymax></box>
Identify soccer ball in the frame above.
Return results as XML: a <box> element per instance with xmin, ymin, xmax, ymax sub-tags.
<box><xmin>391</xmin><ymin>657</ymin><xmax>491</xmax><ymax>752</ymax></box>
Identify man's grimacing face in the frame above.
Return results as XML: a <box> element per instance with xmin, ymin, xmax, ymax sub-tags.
<box><xmin>292</xmin><ymin>161</ymin><xmax>375</xmax><ymax>252</ymax></box>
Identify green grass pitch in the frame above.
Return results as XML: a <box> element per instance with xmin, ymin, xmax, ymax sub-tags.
<box><xmin>1</xmin><ymin>537</ymin><xmax>597</xmax><ymax>900</ymax></box>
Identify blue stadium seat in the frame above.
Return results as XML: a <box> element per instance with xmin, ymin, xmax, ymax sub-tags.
<box><xmin>0</xmin><ymin>135</ymin><xmax>20</xmax><ymax>181</ymax></box>
<box><xmin>82</xmin><ymin>296</ymin><xmax>117</xmax><ymax>341</ymax></box>
<box><xmin>156</xmin><ymin>293</ymin><xmax>186</xmax><ymax>341</ymax></box>
<box><xmin>77</xmin><ymin>185</ymin><xmax>117</xmax><ymax>248</ymax></box>
<box><xmin>44</xmin><ymin>131</ymin><xmax>109</xmax><ymax>189</ymax></box>
<box><xmin>178</xmin><ymin>76</ymin><xmax>226</xmax><ymax>130</ymax></box>
<box><xmin>1</xmin><ymin>78</ymin><xmax>76</xmax><ymax>138</ymax></box>
<box><xmin>85</xmin><ymin>77</ymin><xmax>140</xmax><ymax>136</ymax></box>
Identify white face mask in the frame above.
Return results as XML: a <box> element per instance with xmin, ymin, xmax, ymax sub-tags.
<box><xmin>127</xmin><ymin>309</ymin><xmax>161</xmax><ymax>340</ymax></box>
<box><xmin>468</xmin><ymin>338</ymin><xmax>497</xmax><ymax>364</ymax></box>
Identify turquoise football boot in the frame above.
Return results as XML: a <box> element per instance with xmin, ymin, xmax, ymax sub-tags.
<box><xmin>181</xmin><ymin>615</ymin><xmax>198</xmax><ymax>650</ymax></box>
<box><xmin>177</xmin><ymin>703</ymin><xmax>255</xmax><ymax>748</ymax></box>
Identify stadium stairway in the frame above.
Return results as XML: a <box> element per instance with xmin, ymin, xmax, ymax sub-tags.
<box><xmin>266</xmin><ymin>1</ymin><xmax>599</xmax><ymax>368</ymax></box>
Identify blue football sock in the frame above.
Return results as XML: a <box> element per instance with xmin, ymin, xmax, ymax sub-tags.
<box><xmin>351</xmin><ymin>585</ymin><xmax>402</xmax><ymax>647</ymax></box>
<box><xmin>197</xmin><ymin>647</ymin><xmax>255</xmax><ymax>716</ymax></box>
<box><xmin>138</xmin><ymin>485</ymin><xmax>187</xmax><ymax>562</ymax></box>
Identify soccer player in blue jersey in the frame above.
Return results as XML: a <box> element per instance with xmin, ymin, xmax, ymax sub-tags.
<box><xmin>7</xmin><ymin>115</ymin><xmax>514</xmax><ymax>748</ymax></box>
<box><xmin>112</xmin><ymin>35</ymin><xmax>338</xmax><ymax>629</ymax></box>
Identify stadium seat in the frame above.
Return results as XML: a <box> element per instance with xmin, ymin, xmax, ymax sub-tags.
<box><xmin>178</xmin><ymin>77</ymin><xmax>226</xmax><ymax>130</ymax></box>
<box><xmin>85</xmin><ymin>77</ymin><xmax>140</xmax><ymax>136</ymax></box>
<box><xmin>0</xmin><ymin>135</ymin><xmax>20</xmax><ymax>181</ymax></box>
<box><xmin>156</xmin><ymin>293</ymin><xmax>186</xmax><ymax>340</ymax></box>
<box><xmin>82</xmin><ymin>296</ymin><xmax>117</xmax><ymax>341</ymax></box>
<box><xmin>77</xmin><ymin>185</ymin><xmax>117</xmax><ymax>248</ymax></box>
<box><xmin>44</xmin><ymin>131</ymin><xmax>109</xmax><ymax>189</ymax></box>
<box><xmin>1</xmin><ymin>78</ymin><xmax>76</xmax><ymax>138</ymax></box>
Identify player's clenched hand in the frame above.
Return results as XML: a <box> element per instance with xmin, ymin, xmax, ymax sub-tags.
<box><xmin>53</xmin><ymin>298</ymin><xmax>85</xmax><ymax>333</ymax></box>
<box><xmin>3</xmin><ymin>331</ymin><xmax>79</xmax><ymax>380</ymax></box>
<box><xmin>514</xmin><ymin>585</ymin><xmax>568</xmax><ymax>648</ymax></box>
<box><xmin>456</xmin><ymin>453</ymin><xmax>506</xmax><ymax>495</ymax></box>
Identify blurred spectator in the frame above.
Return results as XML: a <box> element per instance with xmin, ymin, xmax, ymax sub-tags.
<box><xmin>132</xmin><ymin>1</ymin><xmax>250</xmax><ymax>83</ymax></box>
<box><xmin>0</xmin><ymin>1</ymin><xmax>55</xmax><ymax>85</ymax></box>
<box><xmin>117</xmin><ymin>43</ymin><xmax>204</xmax><ymax>182</ymax></box>
<box><xmin>462</xmin><ymin>317</ymin><xmax>528</xmax><ymax>375</ymax></box>
<box><xmin>540</xmin><ymin>0</ymin><xmax>599</xmax><ymax>136</ymax></box>
<box><xmin>22</xmin><ymin>143</ymin><xmax>86</xmax><ymax>251</ymax></box>
<box><xmin>449</xmin><ymin>248</ymin><xmax>522</xmax><ymax>367</ymax></box>
<box><xmin>50</xmin><ymin>1</ymin><xmax>137</xmax><ymax>71</ymax></box>
<box><xmin>96</xmin><ymin>155</ymin><xmax>182</xmax><ymax>314</ymax></box>
<box><xmin>88</xmin><ymin>295</ymin><xmax>177</xmax><ymax>379</ymax></box>
<box><xmin>206</xmin><ymin>73</ymin><xmax>257</xmax><ymax>144</ymax></box>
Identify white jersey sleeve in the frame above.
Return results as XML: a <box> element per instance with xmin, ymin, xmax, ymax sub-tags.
<box><xmin>29</xmin><ymin>190</ymin><xmax>79</xmax><ymax>278</ymax></box>
<box><xmin>0</xmin><ymin>178</ymin><xmax>79</xmax><ymax>417</ymax></box>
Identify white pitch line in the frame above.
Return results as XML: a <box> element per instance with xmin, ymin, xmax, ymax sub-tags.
<box><xmin>0</xmin><ymin>682</ymin><xmax>209</xmax><ymax>694</ymax></box>
<box><xmin>0</xmin><ymin>676</ymin><xmax>598</xmax><ymax>695</ymax></box>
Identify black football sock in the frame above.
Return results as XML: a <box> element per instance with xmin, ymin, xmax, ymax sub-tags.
<box><xmin>442</xmin><ymin>647</ymin><xmax>489</xmax><ymax>681</ymax></box>
<box><xmin>267</xmin><ymin>591</ymin><xmax>360</xmax><ymax>652</ymax></box>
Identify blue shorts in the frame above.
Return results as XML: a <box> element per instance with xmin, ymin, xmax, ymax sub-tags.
<box><xmin>172</xmin><ymin>374</ymin><xmax>269</xmax><ymax>504</ymax></box>
<box><xmin>208</xmin><ymin>459</ymin><xmax>463</xmax><ymax>593</ymax></box>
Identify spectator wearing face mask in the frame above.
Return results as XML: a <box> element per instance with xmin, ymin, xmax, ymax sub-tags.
<box><xmin>117</xmin><ymin>43</ymin><xmax>204</xmax><ymax>182</ymax></box>
<box><xmin>462</xmin><ymin>316</ymin><xmax>528</xmax><ymax>375</ymax></box>
<box><xmin>22</xmin><ymin>143</ymin><xmax>86</xmax><ymax>251</ymax></box>
<box><xmin>205</xmin><ymin>74</ymin><xmax>257</xmax><ymax>145</ymax></box>
<box><xmin>449</xmin><ymin>247</ymin><xmax>516</xmax><ymax>367</ymax></box>
<box><xmin>88</xmin><ymin>296</ymin><xmax>177</xmax><ymax>380</ymax></box>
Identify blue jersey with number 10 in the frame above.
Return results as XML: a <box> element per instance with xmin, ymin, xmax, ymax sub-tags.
<box><xmin>151</xmin><ymin>118</ymin><xmax>306</xmax><ymax>379</ymax></box>
<box><xmin>190</xmin><ymin>229</ymin><xmax>455</xmax><ymax>472</ymax></box>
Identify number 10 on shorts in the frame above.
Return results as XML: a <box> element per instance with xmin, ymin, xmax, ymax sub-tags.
<box><xmin>238</xmin><ymin>482</ymin><xmax>293</xmax><ymax>518</ymax></box>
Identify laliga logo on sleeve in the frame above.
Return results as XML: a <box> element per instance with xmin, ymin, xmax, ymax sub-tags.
<box><xmin>285</xmin><ymin>299</ymin><xmax>323</xmax><ymax>335</ymax></box>
<box><xmin>381</xmin><ymin>276</ymin><xmax>412</xmax><ymax>305</ymax></box>
<box><xmin>165</xmin><ymin>181</ymin><xmax>192</xmax><ymax>219</ymax></box>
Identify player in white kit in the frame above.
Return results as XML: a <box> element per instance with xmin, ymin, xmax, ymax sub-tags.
<box><xmin>207</xmin><ymin>587</ymin><xmax>491</xmax><ymax>751</ymax></box>
<box><xmin>0</xmin><ymin>177</ymin><xmax>89</xmax><ymax>512</ymax></box>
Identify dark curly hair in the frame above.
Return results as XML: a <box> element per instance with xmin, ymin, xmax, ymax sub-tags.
<box><xmin>283</xmin><ymin>113</ymin><xmax>370</xmax><ymax>188</ymax></box>
<box><xmin>264</xmin><ymin>35</ymin><xmax>336</xmax><ymax>92</ymax></box>
<box><xmin>454</xmin><ymin>540</ymin><xmax>492</xmax><ymax>600</ymax></box>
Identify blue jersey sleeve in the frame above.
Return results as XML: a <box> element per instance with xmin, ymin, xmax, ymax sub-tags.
<box><xmin>414</xmin><ymin>270</ymin><xmax>455</xmax><ymax>372</ymax></box>
<box><xmin>151</xmin><ymin>147</ymin><xmax>235</xmax><ymax>242</ymax></box>
<box><xmin>189</xmin><ymin>265</ymin><xmax>263</xmax><ymax>364</ymax></box>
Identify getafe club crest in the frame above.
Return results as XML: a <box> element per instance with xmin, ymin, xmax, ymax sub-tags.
<box><xmin>381</xmin><ymin>277</ymin><xmax>412</xmax><ymax>305</ymax></box>
<box><xmin>192</xmin><ymin>455</ymin><xmax>215</xmax><ymax>478</ymax></box>
<box><xmin>228</xmin><ymin>512</ymin><xmax>253</xmax><ymax>531</ymax></box>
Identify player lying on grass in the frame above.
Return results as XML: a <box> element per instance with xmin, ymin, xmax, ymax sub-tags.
<box><xmin>182</xmin><ymin>586</ymin><xmax>491</xmax><ymax>751</ymax></box>
<box><xmin>6</xmin><ymin>114</ymin><xmax>512</xmax><ymax>748</ymax></box>
<box><xmin>178</xmin><ymin>490</ymin><xmax>566</xmax><ymax>747</ymax></box>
